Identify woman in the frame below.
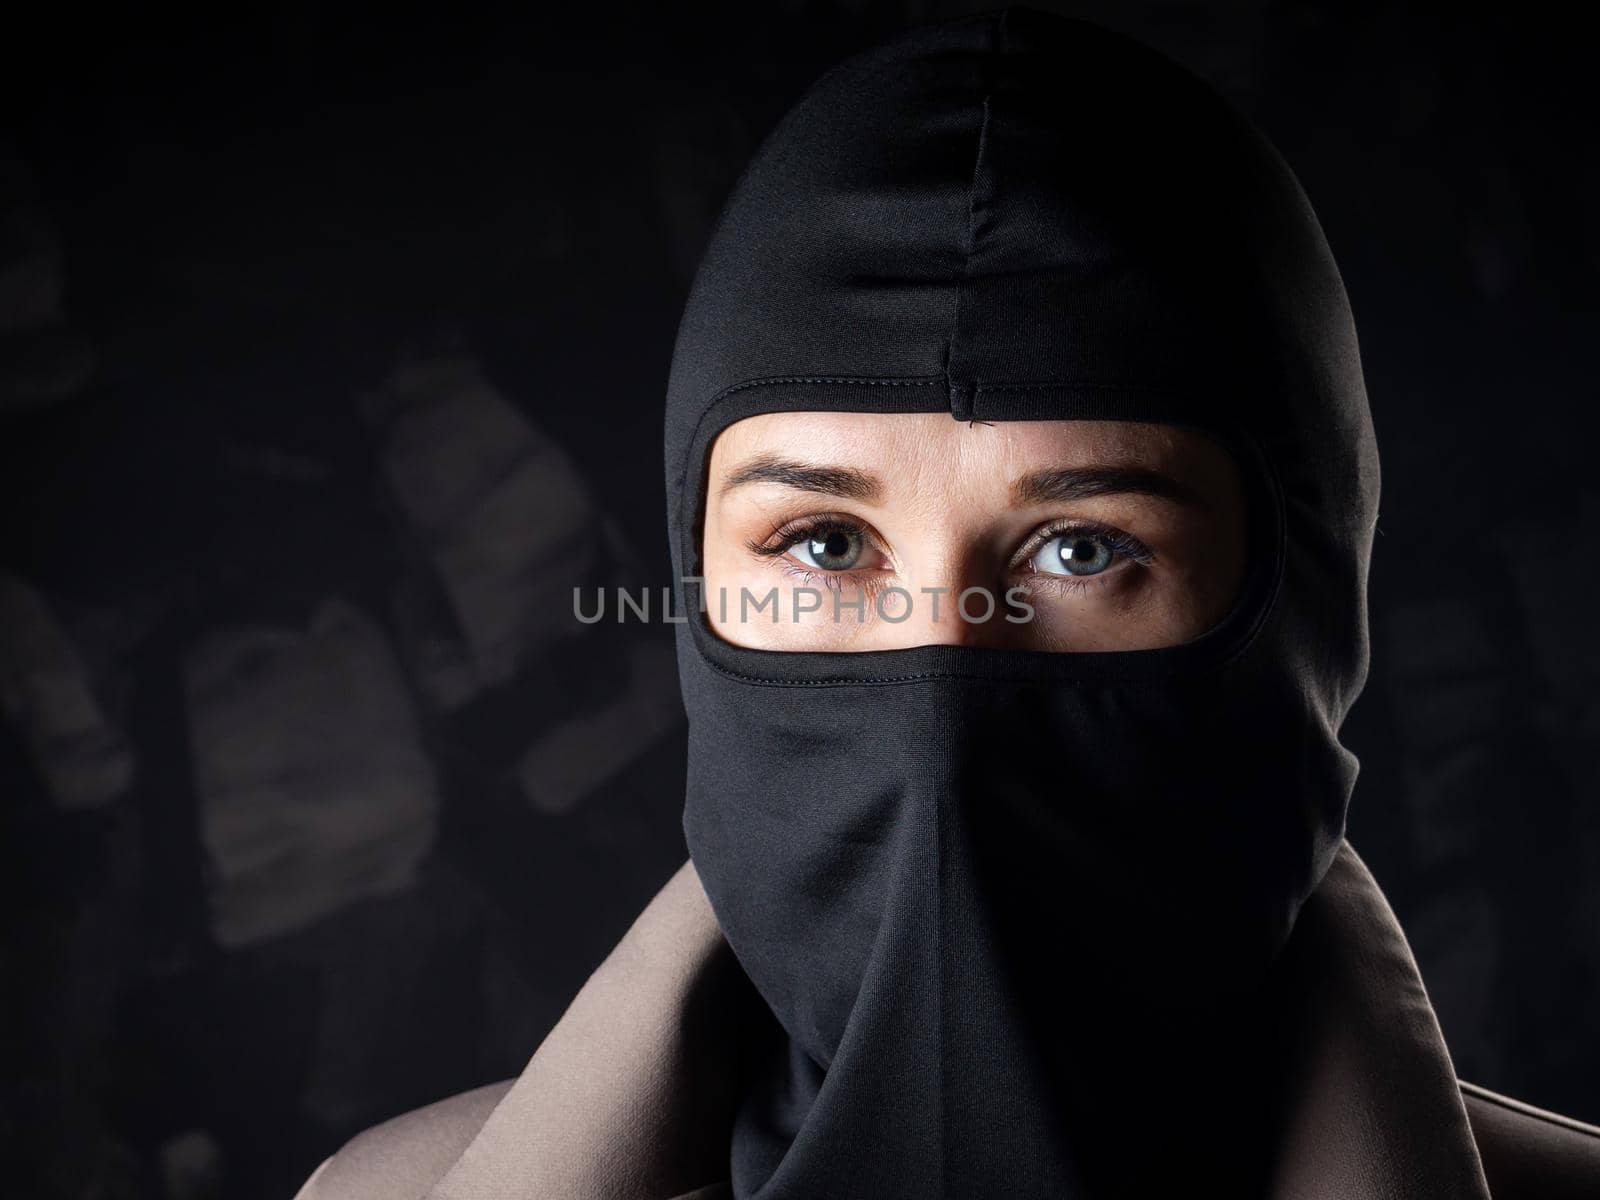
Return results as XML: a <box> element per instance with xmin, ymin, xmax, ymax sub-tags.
<box><xmin>298</xmin><ymin>7</ymin><xmax>1600</xmax><ymax>1196</ymax></box>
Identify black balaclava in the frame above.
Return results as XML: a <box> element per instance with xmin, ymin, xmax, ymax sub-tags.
<box><xmin>664</xmin><ymin>7</ymin><xmax>1380</xmax><ymax>1197</ymax></box>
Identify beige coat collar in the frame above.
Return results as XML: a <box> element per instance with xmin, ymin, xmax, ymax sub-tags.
<box><xmin>422</xmin><ymin>839</ymin><xmax>1491</xmax><ymax>1199</ymax></box>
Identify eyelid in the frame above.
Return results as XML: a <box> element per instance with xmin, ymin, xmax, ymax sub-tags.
<box><xmin>1009</xmin><ymin>518</ymin><xmax>1156</xmax><ymax>573</ymax></box>
<box><xmin>746</xmin><ymin>511</ymin><xmax>891</xmax><ymax>566</ymax></box>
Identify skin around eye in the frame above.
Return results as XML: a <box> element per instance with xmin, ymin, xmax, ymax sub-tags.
<box><xmin>701</xmin><ymin>412</ymin><xmax>1248</xmax><ymax>653</ymax></box>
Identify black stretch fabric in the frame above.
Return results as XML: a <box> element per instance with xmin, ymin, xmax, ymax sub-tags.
<box><xmin>663</xmin><ymin>6</ymin><xmax>1380</xmax><ymax>1197</ymax></box>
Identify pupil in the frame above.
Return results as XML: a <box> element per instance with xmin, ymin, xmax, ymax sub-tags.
<box><xmin>823</xmin><ymin>531</ymin><xmax>850</xmax><ymax>558</ymax></box>
<box><xmin>1059</xmin><ymin>536</ymin><xmax>1107</xmax><ymax>574</ymax></box>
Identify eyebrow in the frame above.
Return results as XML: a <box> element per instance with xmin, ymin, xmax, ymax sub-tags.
<box><xmin>1009</xmin><ymin>464</ymin><xmax>1207</xmax><ymax>511</ymax></box>
<box><xmin>720</xmin><ymin>454</ymin><xmax>883</xmax><ymax>501</ymax></box>
<box><xmin>719</xmin><ymin>454</ymin><xmax>1205</xmax><ymax>512</ymax></box>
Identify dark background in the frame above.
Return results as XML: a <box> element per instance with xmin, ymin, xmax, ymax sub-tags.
<box><xmin>2</xmin><ymin>2</ymin><xmax>1595</xmax><ymax>1196</ymax></box>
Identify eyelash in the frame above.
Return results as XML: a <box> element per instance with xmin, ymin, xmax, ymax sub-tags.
<box><xmin>745</xmin><ymin>514</ymin><xmax>888</xmax><ymax>595</ymax></box>
<box><xmin>745</xmin><ymin>513</ymin><xmax>1156</xmax><ymax>595</ymax></box>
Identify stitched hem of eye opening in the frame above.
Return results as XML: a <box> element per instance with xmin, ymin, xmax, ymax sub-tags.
<box><xmin>673</xmin><ymin>376</ymin><xmax>1288</xmax><ymax>689</ymax></box>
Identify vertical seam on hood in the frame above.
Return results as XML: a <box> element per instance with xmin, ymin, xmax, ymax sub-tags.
<box><xmin>945</xmin><ymin>11</ymin><xmax>1002</xmax><ymax>423</ymax></box>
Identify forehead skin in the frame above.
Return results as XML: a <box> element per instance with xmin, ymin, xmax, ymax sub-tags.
<box><xmin>707</xmin><ymin>412</ymin><xmax>1229</xmax><ymax>500</ymax></box>
<box><xmin>701</xmin><ymin>411</ymin><xmax>1248</xmax><ymax>652</ymax></box>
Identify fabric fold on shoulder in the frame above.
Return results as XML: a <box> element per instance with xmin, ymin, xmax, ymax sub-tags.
<box><xmin>1264</xmin><ymin>840</ymin><xmax>1491</xmax><ymax>1199</ymax></box>
<box><xmin>295</xmin><ymin>836</ymin><xmax>1494</xmax><ymax>1199</ymax></box>
<box><xmin>424</xmin><ymin>859</ymin><xmax>767</xmax><ymax>1200</ymax></box>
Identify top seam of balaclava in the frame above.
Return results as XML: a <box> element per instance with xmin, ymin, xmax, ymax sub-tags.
<box><xmin>944</xmin><ymin>7</ymin><xmax>1006</xmax><ymax>422</ymax></box>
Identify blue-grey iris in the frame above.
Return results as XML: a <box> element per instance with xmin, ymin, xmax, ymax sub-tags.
<box><xmin>808</xmin><ymin>529</ymin><xmax>860</xmax><ymax>570</ymax></box>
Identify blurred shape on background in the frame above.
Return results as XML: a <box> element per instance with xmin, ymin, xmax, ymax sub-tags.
<box><xmin>0</xmin><ymin>573</ymin><xmax>136</xmax><ymax>811</ymax></box>
<box><xmin>157</xmin><ymin>1128</ymin><xmax>224</xmax><ymax>1200</ymax></box>
<box><xmin>362</xmin><ymin>335</ymin><xmax>686</xmax><ymax>819</ymax></box>
<box><xmin>184</xmin><ymin>597</ymin><xmax>438</xmax><ymax>948</ymax></box>
<box><xmin>1379</xmin><ymin>546</ymin><xmax>1600</xmax><ymax>1122</ymax></box>
<box><xmin>647</xmin><ymin>98</ymin><xmax>755</xmax><ymax>290</ymax></box>
<box><xmin>365</xmin><ymin>344</ymin><xmax>601</xmax><ymax>712</ymax></box>
<box><xmin>0</xmin><ymin>146</ymin><xmax>96</xmax><ymax>413</ymax></box>
<box><xmin>515</xmin><ymin>633</ymin><xmax>681</xmax><ymax>816</ymax></box>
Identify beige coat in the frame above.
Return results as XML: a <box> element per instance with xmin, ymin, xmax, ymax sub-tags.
<box><xmin>295</xmin><ymin>841</ymin><xmax>1600</xmax><ymax>1199</ymax></box>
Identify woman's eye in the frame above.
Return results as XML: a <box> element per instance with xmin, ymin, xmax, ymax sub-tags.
<box><xmin>1031</xmin><ymin>532</ymin><xmax>1117</xmax><ymax>577</ymax></box>
<box><xmin>788</xmin><ymin>527</ymin><xmax>867</xmax><ymax>571</ymax></box>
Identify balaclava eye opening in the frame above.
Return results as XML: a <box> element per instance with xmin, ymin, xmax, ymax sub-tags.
<box><xmin>662</xmin><ymin>6</ymin><xmax>1380</xmax><ymax>1197</ymax></box>
<box><xmin>681</xmin><ymin>405</ymin><xmax>1283</xmax><ymax>681</ymax></box>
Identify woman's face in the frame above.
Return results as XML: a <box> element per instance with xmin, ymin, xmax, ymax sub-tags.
<box><xmin>701</xmin><ymin>412</ymin><xmax>1249</xmax><ymax>652</ymax></box>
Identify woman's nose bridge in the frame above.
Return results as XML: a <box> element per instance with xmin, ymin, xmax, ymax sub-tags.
<box><xmin>894</xmin><ymin>547</ymin><xmax>1015</xmax><ymax>646</ymax></box>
